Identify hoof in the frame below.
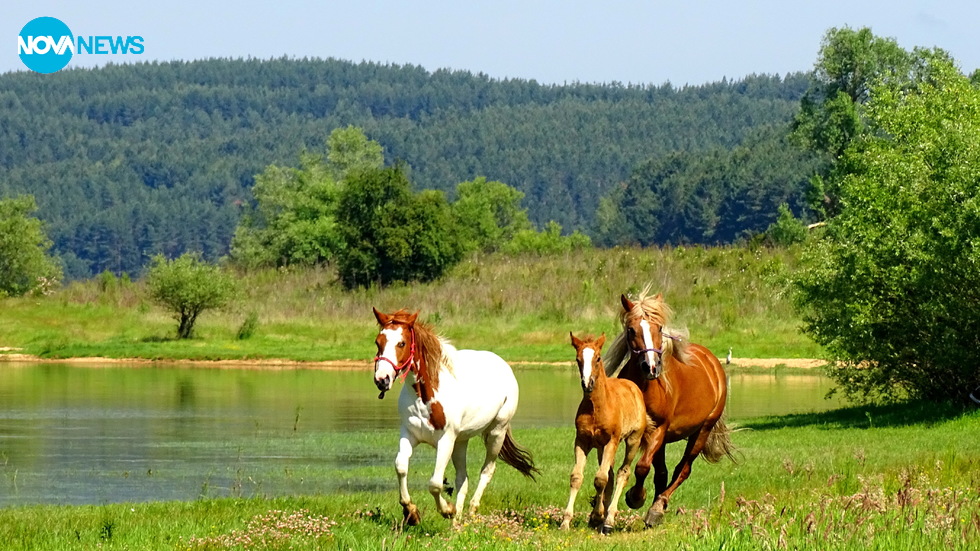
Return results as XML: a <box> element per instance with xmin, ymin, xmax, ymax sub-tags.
<box><xmin>440</xmin><ymin>504</ymin><xmax>457</xmax><ymax>520</ymax></box>
<box><xmin>403</xmin><ymin>504</ymin><xmax>422</xmax><ymax>526</ymax></box>
<box><xmin>644</xmin><ymin>509</ymin><xmax>664</xmax><ymax>528</ymax></box>
<box><xmin>559</xmin><ymin>519</ymin><xmax>571</xmax><ymax>531</ymax></box>
<box><xmin>625</xmin><ymin>487</ymin><xmax>646</xmax><ymax>509</ymax></box>
<box><xmin>601</xmin><ymin>524</ymin><xmax>613</xmax><ymax>535</ymax></box>
<box><xmin>588</xmin><ymin>513</ymin><xmax>604</xmax><ymax>528</ymax></box>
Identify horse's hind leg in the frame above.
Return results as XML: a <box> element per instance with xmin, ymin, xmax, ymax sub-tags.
<box><xmin>467</xmin><ymin>425</ymin><xmax>506</xmax><ymax>515</ymax></box>
<box><xmin>589</xmin><ymin>443</ymin><xmax>616</xmax><ymax>528</ymax></box>
<box><xmin>602</xmin><ymin>432</ymin><xmax>642</xmax><ymax>534</ymax></box>
<box><xmin>450</xmin><ymin>439</ymin><xmax>470</xmax><ymax>522</ymax></box>
<box><xmin>396</xmin><ymin>434</ymin><xmax>422</xmax><ymax>525</ymax></box>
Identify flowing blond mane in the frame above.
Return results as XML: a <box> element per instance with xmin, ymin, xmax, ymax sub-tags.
<box><xmin>606</xmin><ymin>286</ymin><xmax>692</xmax><ymax>375</ymax></box>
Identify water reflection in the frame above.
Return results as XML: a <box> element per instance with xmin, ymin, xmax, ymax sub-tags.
<box><xmin>0</xmin><ymin>363</ymin><xmax>839</xmax><ymax>506</ymax></box>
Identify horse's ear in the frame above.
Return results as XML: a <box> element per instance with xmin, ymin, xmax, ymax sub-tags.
<box><xmin>569</xmin><ymin>332</ymin><xmax>581</xmax><ymax>348</ymax></box>
<box><xmin>654</xmin><ymin>293</ymin><xmax>663</xmax><ymax>301</ymax></box>
<box><xmin>406</xmin><ymin>310</ymin><xmax>419</xmax><ymax>326</ymax></box>
<box><xmin>597</xmin><ymin>333</ymin><xmax>606</xmax><ymax>349</ymax></box>
<box><xmin>621</xmin><ymin>294</ymin><xmax>634</xmax><ymax>312</ymax></box>
<box><xmin>373</xmin><ymin>307</ymin><xmax>390</xmax><ymax>326</ymax></box>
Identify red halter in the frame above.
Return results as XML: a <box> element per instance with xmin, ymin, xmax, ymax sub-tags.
<box><xmin>374</xmin><ymin>327</ymin><xmax>417</xmax><ymax>381</ymax></box>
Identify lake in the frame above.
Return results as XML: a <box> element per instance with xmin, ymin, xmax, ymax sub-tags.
<box><xmin>0</xmin><ymin>362</ymin><xmax>839</xmax><ymax>506</ymax></box>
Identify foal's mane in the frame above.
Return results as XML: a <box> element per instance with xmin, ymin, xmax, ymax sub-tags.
<box><xmin>605</xmin><ymin>287</ymin><xmax>692</xmax><ymax>375</ymax></box>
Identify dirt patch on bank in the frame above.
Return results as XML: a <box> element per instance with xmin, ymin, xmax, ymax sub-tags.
<box><xmin>726</xmin><ymin>358</ymin><xmax>826</xmax><ymax>369</ymax></box>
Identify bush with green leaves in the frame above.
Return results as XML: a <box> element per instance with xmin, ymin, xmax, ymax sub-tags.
<box><xmin>335</xmin><ymin>165</ymin><xmax>464</xmax><ymax>288</ymax></box>
<box><xmin>794</xmin><ymin>51</ymin><xmax>980</xmax><ymax>403</ymax></box>
<box><xmin>0</xmin><ymin>195</ymin><xmax>61</xmax><ymax>297</ymax></box>
<box><xmin>766</xmin><ymin>204</ymin><xmax>807</xmax><ymax>247</ymax></box>
<box><xmin>145</xmin><ymin>253</ymin><xmax>237</xmax><ymax>339</ymax></box>
<box><xmin>502</xmin><ymin>221</ymin><xmax>591</xmax><ymax>255</ymax></box>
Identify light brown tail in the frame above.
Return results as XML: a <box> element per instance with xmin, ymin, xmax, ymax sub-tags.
<box><xmin>498</xmin><ymin>429</ymin><xmax>540</xmax><ymax>480</ymax></box>
<box><xmin>701</xmin><ymin>417</ymin><xmax>737</xmax><ymax>464</ymax></box>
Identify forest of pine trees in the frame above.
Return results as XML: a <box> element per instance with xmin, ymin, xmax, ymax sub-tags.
<box><xmin>0</xmin><ymin>57</ymin><xmax>815</xmax><ymax>278</ymax></box>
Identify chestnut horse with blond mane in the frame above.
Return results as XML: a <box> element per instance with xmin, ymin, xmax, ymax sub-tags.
<box><xmin>604</xmin><ymin>289</ymin><xmax>735</xmax><ymax>527</ymax></box>
<box><xmin>372</xmin><ymin>308</ymin><xmax>538</xmax><ymax>525</ymax></box>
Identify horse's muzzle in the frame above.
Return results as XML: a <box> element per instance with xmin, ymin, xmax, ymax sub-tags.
<box><xmin>375</xmin><ymin>374</ymin><xmax>392</xmax><ymax>398</ymax></box>
<box><xmin>642</xmin><ymin>361</ymin><xmax>662</xmax><ymax>380</ymax></box>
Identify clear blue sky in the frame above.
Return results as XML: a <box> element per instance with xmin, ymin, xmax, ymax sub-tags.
<box><xmin>4</xmin><ymin>1</ymin><xmax>979</xmax><ymax>85</ymax></box>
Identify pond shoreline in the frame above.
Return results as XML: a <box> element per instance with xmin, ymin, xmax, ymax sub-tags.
<box><xmin>0</xmin><ymin>349</ymin><xmax>824</xmax><ymax>369</ymax></box>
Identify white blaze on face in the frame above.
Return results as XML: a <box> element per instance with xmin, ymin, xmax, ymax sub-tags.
<box><xmin>580</xmin><ymin>347</ymin><xmax>595</xmax><ymax>387</ymax></box>
<box><xmin>375</xmin><ymin>326</ymin><xmax>404</xmax><ymax>383</ymax></box>
<box><xmin>639</xmin><ymin>319</ymin><xmax>657</xmax><ymax>369</ymax></box>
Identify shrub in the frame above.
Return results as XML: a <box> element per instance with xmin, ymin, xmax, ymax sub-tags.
<box><xmin>145</xmin><ymin>253</ymin><xmax>237</xmax><ymax>339</ymax></box>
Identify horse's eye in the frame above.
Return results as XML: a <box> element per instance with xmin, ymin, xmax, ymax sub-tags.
<box><xmin>398</xmin><ymin>342</ymin><xmax>406</xmax><ymax>348</ymax></box>
<box><xmin>628</xmin><ymin>328</ymin><xmax>635</xmax><ymax>338</ymax></box>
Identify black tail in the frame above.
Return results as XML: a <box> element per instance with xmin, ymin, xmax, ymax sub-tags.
<box><xmin>498</xmin><ymin>429</ymin><xmax>540</xmax><ymax>480</ymax></box>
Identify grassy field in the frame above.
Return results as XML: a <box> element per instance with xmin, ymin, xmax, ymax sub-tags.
<box><xmin>0</xmin><ymin>246</ymin><xmax>822</xmax><ymax>362</ymax></box>
<box><xmin>0</xmin><ymin>401</ymin><xmax>976</xmax><ymax>550</ymax></box>
<box><xmin>1</xmin><ymin>247</ymin><xmax>977</xmax><ymax>549</ymax></box>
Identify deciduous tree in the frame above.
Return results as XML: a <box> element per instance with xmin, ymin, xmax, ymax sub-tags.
<box><xmin>452</xmin><ymin>177</ymin><xmax>532</xmax><ymax>253</ymax></box>
<box><xmin>0</xmin><ymin>195</ymin><xmax>61</xmax><ymax>297</ymax></box>
<box><xmin>795</xmin><ymin>52</ymin><xmax>980</xmax><ymax>403</ymax></box>
<box><xmin>335</xmin><ymin>165</ymin><xmax>464</xmax><ymax>288</ymax></box>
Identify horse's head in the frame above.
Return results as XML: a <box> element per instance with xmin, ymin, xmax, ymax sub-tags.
<box><xmin>570</xmin><ymin>332</ymin><xmax>606</xmax><ymax>393</ymax></box>
<box><xmin>621</xmin><ymin>293</ymin><xmax>667</xmax><ymax>380</ymax></box>
<box><xmin>372</xmin><ymin>307</ymin><xmax>418</xmax><ymax>399</ymax></box>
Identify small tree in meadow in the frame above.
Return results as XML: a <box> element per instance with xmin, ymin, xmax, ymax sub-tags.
<box><xmin>145</xmin><ymin>253</ymin><xmax>236</xmax><ymax>339</ymax></box>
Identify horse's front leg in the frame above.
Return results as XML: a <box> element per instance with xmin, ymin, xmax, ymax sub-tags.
<box><xmin>626</xmin><ymin>424</ymin><xmax>665</xmax><ymax>509</ymax></box>
<box><xmin>429</xmin><ymin>431</ymin><xmax>458</xmax><ymax>519</ymax></box>
<box><xmin>560</xmin><ymin>441</ymin><xmax>589</xmax><ymax>530</ymax></box>
<box><xmin>395</xmin><ymin>434</ymin><xmax>421</xmax><ymax>525</ymax></box>
<box><xmin>645</xmin><ymin>427</ymin><xmax>712</xmax><ymax>527</ymax></box>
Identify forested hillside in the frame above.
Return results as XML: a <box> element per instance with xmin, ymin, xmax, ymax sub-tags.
<box><xmin>0</xmin><ymin>57</ymin><xmax>811</xmax><ymax>277</ymax></box>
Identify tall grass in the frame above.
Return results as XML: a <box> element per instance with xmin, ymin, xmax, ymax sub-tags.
<box><xmin>0</xmin><ymin>246</ymin><xmax>820</xmax><ymax>361</ymax></box>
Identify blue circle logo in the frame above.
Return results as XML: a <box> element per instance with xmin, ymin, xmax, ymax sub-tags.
<box><xmin>18</xmin><ymin>17</ymin><xmax>74</xmax><ymax>74</ymax></box>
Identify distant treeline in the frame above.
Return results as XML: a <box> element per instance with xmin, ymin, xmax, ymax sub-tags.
<box><xmin>0</xmin><ymin>57</ymin><xmax>816</xmax><ymax>278</ymax></box>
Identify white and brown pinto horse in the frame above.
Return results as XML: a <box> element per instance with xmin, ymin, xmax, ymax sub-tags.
<box><xmin>372</xmin><ymin>308</ymin><xmax>538</xmax><ymax>525</ymax></box>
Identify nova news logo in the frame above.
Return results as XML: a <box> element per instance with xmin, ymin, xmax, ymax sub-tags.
<box><xmin>18</xmin><ymin>16</ymin><xmax>144</xmax><ymax>74</ymax></box>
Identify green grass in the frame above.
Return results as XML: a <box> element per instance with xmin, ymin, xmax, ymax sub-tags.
<box><xmin>0</xmin><ymin>246</ymin><xmax>822</xmax><ymax>362</ymax></box>
<box><xmin>0</xmin><ymin>402</ymin><xmax>976</xmax><ymax>550</ymax></box>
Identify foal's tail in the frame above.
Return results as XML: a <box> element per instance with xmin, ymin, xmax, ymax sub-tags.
<box><xmin>701</xmin><ymin>417</ymin><xmax>738</xmax><ymax>464</ymax></box>
<box><xmin>499</xmin><ymin>429</ymin><xmax>540</xmax><ymax>480</ymax></box>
